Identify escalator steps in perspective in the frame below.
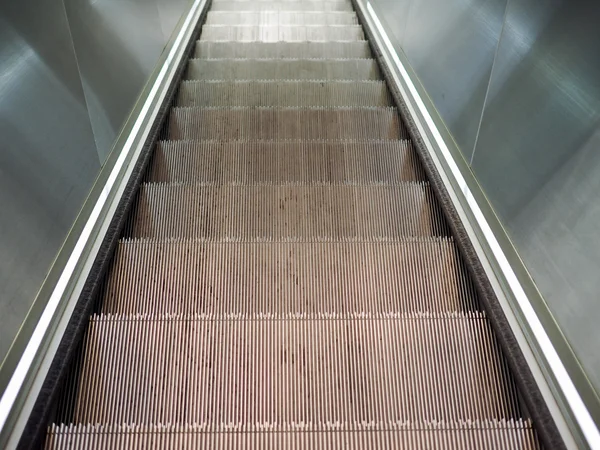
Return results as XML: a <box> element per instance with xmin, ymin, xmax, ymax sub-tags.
<box><xmin>45</xmin><ymin>0</ymin><xmax>544</xmax><ymax>448</ymax></box>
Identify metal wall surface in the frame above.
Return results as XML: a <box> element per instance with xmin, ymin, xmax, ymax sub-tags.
<box><xmin>0</xmin><ymin>0</ymin><xmax>100</xmax><ymax>361</ymax></box>
<box><xmin>368</xmin><ymin>0</ymin><xmax>600</xmax><ymax>404</ymax></box>
<box><xmin>473</xmin><ymin>0</ymin><xmax>600</xmax><ymax>391</ymax></box>
<box><xmin>402</xmin><ymin>0</ymin><xmax>507</xmax><ymax>161</ymax></box>
<box><xmin>0</xmin><ymin>0</ymin><xmax>190</xmax><ymax>364</ymax></box>
<box><xmin>63</xmin><ymin>0</ymin><xmax>188</xmax><ymax>162</ymax></box>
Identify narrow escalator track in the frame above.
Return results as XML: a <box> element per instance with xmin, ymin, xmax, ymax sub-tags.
<box><xmin>44</xmin><ymin>0</ymin><xmax>544</xmax><ymax>448</ymax></box>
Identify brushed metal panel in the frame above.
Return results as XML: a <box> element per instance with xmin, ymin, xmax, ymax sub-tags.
<box><xmin>156</xmin><ymin>0</ymin><xmax>190</xmax><ymax>41</ymax></box>
<box><xmin>366</xmin><ymin>0</ymin><xmax>413</xmax><ymax>50</ymax></box>
<box><xmin>402</xmin><ymin>0</ymin><xmax>507</xmax><ymax>160</ymax></box>
<box><xmin>0</xmin><ymin>0</ymin><xmax>99</xmax><ymax>361</ymax></box>
<box><xmin>63</xmin><ymin>0</ymin><xmax>167</xmax><ymax>162</ymax></box>
<box><xmin>473</xmin><ymin>0</ymin><xmax>600</xmax><ymax>393</ymax></box>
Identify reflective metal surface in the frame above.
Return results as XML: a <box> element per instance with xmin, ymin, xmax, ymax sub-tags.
<box><xmin>473</xmin><ymin>0</ymin><xmax>600</xmax><ymax>393</ymax></box>
<box><xmin>369</xmin><ymin>0</ymin><xmax>600</xmax><ymax>417</ymax></box>
<box><xmin>64</xmin><ymin>0</ymin><xmax>167</xmax><ymax>162</ymax></box>
<box><xmin>402</xmin><ymin>0</ymin><xmax>507</xmax><ymax>161</ymax></box>
<box><xmin>157</xmin><ymin>0</ymin><xmax>192</xmax><ymax>41</ymax></box>
<box><xmin>0</xmin><ymin>0</ymin><xmax>191</xmax><ymax>367</ymax></box>
<box><xmin>364</xmin><ymin>0</ymin><xmax>412</xmax><ymax>51</ymax></box>
<box><xmin>0</xmin><ymin>0</ymin><xmax>100</xmax><ymax>361</ymax></box>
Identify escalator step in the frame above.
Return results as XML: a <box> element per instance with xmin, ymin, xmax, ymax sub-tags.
<box><xmin>46</xmin><ymin>421</ymin><xmax>541</xmax><ymax>450</ymax></box>
<box><xmin>69</xmin><ymin>313</ymin><xmax>522</xmax><ymax>424</ymax></box>
<box><xmin>185</xmin><ymin>58</ymin><xmax>380</xmax><ymax>80</ymax></box>
<box><xmin>126</xmin><ymin>183</ymin><xmax>449</xmax><ymax>239</ymax></box>
<box><xmin>194</xmin><ymin>41</ymin><xmax>371</xmax><ymax>58</ymax></box>
<box><xmin>148</xmin><ymin>140</ymin><xmax>423</xmax><ymax>183</ymax></box>
<box><xmin>167</xmin><ymin>108</ymin><xmax>404</xmax><ymax>140</ymax></box>
<box><xmin>205</xmin><ymin>11</ymin><xmax>359</xmax><ymax>26</ymax></box>
<box><xmin>176</xmin><ymin>81</ymin><xmax>393</xmax><ymax>107</ymax></box>
<box><xmin>200</xmin><ymin>25</ymin><xmax>364</xmax><ymax>42</ymax></box>
<box><xmin>210</xmin><ymin>1</ymin><xmax>354</xmax><ymax>12</ymax></box>
<box><xmin>102</xmin><ymin>239</ymin><xmax>480</xmax><ymax>314</ymax></box>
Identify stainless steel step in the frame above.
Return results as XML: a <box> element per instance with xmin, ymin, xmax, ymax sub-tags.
<box><xmin>102</xmin><ymin>239</ymin><xmax>480</xmax><ymax>315</ymax></box>
<box><xmin>194</xmin><ymin>41</ymin><xmax>371</xmax><ymax>58</ymax></box>
<box><xmin>176</xmin><ymin>81</ymin><xmax>392</xmax><ymax>107</ymax></box>
<box><xmin>46</xmin><ymin>421</ymin><xmax>541</xmax><ymax>450</ymax></box>
<box><xmin>127</xmin><ymin>183</ymin><xmax>448</xmax><ymax>239</ymax></box>
<box><xmin>69</xmin><ymin>313</ymin><xmax>522</xmax><ymax>424</ymax></box>
<box><xmin>167</xmin><ymin>108</ymin><xmax>405</xmax><ymax>140</ymax></box>
<box><xmin>185</xmin><ymin>58</ymin><xmax>380</xmax><ymax>81</ymax></box>
<box><xmin>200</xmin><ymin>25</ymin><xmax>364</xmax><ymax>42</ymax></box>
<box><xmin>205</xmin><ymin>11</ymin><xmax>358</xmax><ymax>26</ymax></box>
<box><xmin>210</xmin><ymin>1</ymin><xmax>354</xmax><ymax>12</ymax></box>
<box><xmin>42</xmin><ymin>0</ymin><xmax>545</xmax><ymax>446</ymax></box>
<box><xmin>148</xmin><ymin>140</ymin><xmax>423</xmax><ymax>183</ymax></box>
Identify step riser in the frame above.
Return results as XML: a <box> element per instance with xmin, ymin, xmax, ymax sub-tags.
<box><xmin>200</xmin><ymin>25</ymin><xmax>364</xmax><ymax>42</ymax></box>
<box><xmin>127</xmin><ymin>184</ymin><xmax>448</xmax><ymax>239</ymax></box>
<box><xmin>71</xmin><ymin>315</ymin><xmax>521</xmax><ymax>424</ymax></box>
<box><xmin>205</xmin><ymin>11</ymin><xmax>359</xmax><ymax>26</ymax></box>
<box><xmin>194</xmin><ymin>41</ymin><xmax>371</xmax><ymax>58</ymax></box>
<box><xmin>185</xmin><ymin>59</ymin><xmax>381</xmax><ymax>81</ymax></box>
<box><xmin>148</xmin><ymin>141</ymin><xmax>424</xmax><ymax>183</ymax></box>
<box><xmin>167</xmin><ymin>108</ymin><xmax>405</xmax><ymax>140</ymax></box>
<box><xmin>210</xmin><ymin>2</ymin><xmax>354</xmax><ymax>12</ymax></box>
<box><xmin>176</xmin><ymin>81</ymin><xmax>393</xmax><ymax>107</ymax></box>
<box><xmin>103</xmin><ymin>240</ymin><xmax>478</xmax><ymax>314</ymax></box>
<box><xmin>46</xmin><ymin>423</ymin><xmax>541</xmax><ymax>450</ymax></box>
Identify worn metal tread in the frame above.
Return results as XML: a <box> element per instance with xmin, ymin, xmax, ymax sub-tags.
<box><xmin>200</xmin><ymin>24</ymin><xmax>364</xmax><ymax>42</ymax></box>
<box><xmin>69</xmin><ymin>312</ymin><xmax>522</xmax><ymax>424</ymax></box>
<box><xmin>46</xmin><ymin>421</ymin><xmax>540</xmax><ymax>449</ymax></box>
<box><xmin>176</xmin><ymin>80</ymin><xmax>393</xmax><ymax>107</ymax></box>
<box><xmin>185</xmin><ymin>58</ymin><xmax>380</xmax><ymax>81</ymax></box>
<box><xmin>148</xmin><ymin>140</ymin><xmax>425</xmax><ymax>183</ymax></box>
<box><xmin>205</xmin><ymin>11</ymin><xmax>359</xmax><ymax>26</ymax></box>
<box><xmin>126</xmin><ymin>183</ymin><xmax>449</xmax><ymax>239</ymax></box>
<box><xmin>167</xmin><ymin>107</ymin><xmax>405</xmax><ymax>140</ymax></box>
<box><xmin>103</xmin><ymin>238</ymin><xmax>479</xmax><ymax>314</ymax></box>
<box><xmin>210</xmin><ymin>2</ymin><xmax>354</xmax><ymax>12</ymax></box>
<box><xmin>194</xmin><ymin>41</ymin><xmax>371</xmax><ymax>58</ymax></box>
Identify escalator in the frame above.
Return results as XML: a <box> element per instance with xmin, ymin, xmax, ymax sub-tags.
<box><xmin>38</xmin><ymin>0</ymin><xmax>550</xmax><ymax>447</ymax></box>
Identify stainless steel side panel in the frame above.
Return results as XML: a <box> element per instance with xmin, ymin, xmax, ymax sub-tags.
<box><xmin>473</xmin><ymin>0</ymin><xmax>600</xmax><ymax>394</ymax></box>
<box><xmin>63</xmin><ymin>0</ymin><xmax>170</xmax><ymax>162</ymax></box>
<box><xmin>401</xmin><ymin>0</ymin><xmax>507</xmax><ymax>161</ymax></box>
<box><xmin>156</xmin><ymin>0</ymin><xmax>192</xmax><ymax>41</ymax></box>
<box><xmin>0</xmin><ymin>0</ymin><xmax>100</xmax><ymax>362</ymax></box>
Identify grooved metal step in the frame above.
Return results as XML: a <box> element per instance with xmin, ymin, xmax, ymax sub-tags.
<box><xmin>127</xmin><ymin>183</ymin><xmax>449</xmax><ymax>239</ymax></box>
<box><xmin>176</xmin><ymin>81</ymin><xmax>393</xmax><ymax>107</ymax></box>
<box><xmin>185</xmin><ymin>58</ymin><xmax>380</xmax><ymax>80</ymax></box>
<box><xmin>200</xmin><ymin>25</ymin><xmax>364</xmax><ymax>42</ymax></box>
<box><xmin>103</xmin><ymin>239</ymin><xmax>480</xmax><ymax>314</ymax></box>
<box><xmin>69</xmin><ymin>314</ymin><xmax>521</xmax><ymax>424</ymax></box>
<box><xmin>205</xmin><ymin>11</ymin><xmax>359</xmax><ymax>26</ymax></box>
<box><xmin>46</xmin><ymin>421</ymin><xmax>541</xmax><ymax>450</ymax></box>
<box><xmin>210</xmin><ymin>1</ymin><xmax>354</xmax><ymax>12</ymax></box>
<box><xmin>42</xmin><ymin>0</ymin><xmax>546</xmax><ymax>445</ymax></box>
<box><xmin>194</xmin><ymin>41</ymin><xmax>371</xmax><ymax>58</ymax></box>
<box><xmin>148</xmin><ymin>140</ymin><xmax>424</xmax><ymax>183</ymax></box>
<box><xmin>167</xmin><ymin>108</ymin><xmax>405</xmax><ymax>140</ymax></box>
